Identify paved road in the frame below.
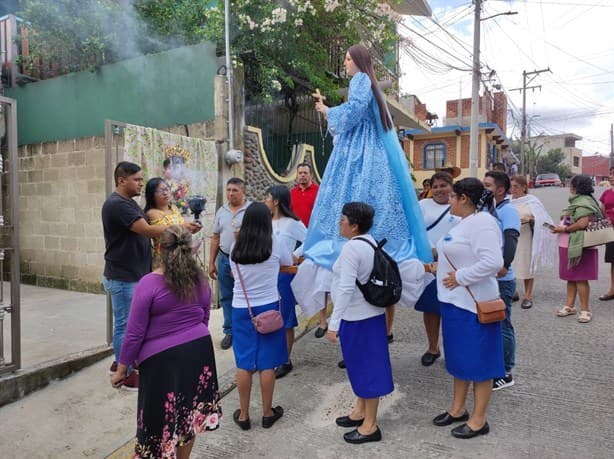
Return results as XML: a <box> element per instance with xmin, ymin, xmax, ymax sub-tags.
<box><xmin>2</xmin><ymin>187</ymin><xmax>613</xmax><ymax>458</ymax></box>
<box><xmin>188</xmin><ymin>186</ymin><xmax>614</xmax><ymax>458</ymax></box>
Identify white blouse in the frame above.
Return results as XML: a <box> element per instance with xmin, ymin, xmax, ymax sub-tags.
<box><xmin>436</xmin><ymin>212</ymin><xmax>503</xmax><ymax>314</ymax></box>
<box><xmin>329</xmin><ymin>234</ymin><xmax>385</xmax><ymax>332</ymax></box>
<box><xmin>230</xmin><ymin>237</ymin><xmax>293</xmax><ymax>308</ymax></box>
<box><xmin>420</xmin><ymin>198</ymin><xmax>461</xmax><ymax>248</ymax></box>
<box><xmin>272</xmin><ymin>217</ymin><xmax>307</xmax><ymax>259</ymax></box>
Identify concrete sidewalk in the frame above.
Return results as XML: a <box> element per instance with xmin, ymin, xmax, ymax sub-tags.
<box><xmin>0</xmin><ymin>289</ymin><xmax>319</xmax><ymax>458</ymax></box>
<box><xmin>1</xmin><ymin>248</ymin><xmax>614</xmax><ymax>457</ymax></box>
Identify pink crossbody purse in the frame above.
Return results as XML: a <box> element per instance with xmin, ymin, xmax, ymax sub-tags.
<box><xmin>235</xmin><ymin>264</ymin><xmax>284</xmax><ymax>334</ymax></box>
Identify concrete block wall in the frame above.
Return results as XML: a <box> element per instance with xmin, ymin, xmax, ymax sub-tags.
<box><xmin>17</xmin><ymin>120</ymin><xmax>218</xmax><ymax>293</ymax></box>
<box><xmin>18</xmin><ymin>136</ymin><xmax>107</xmax><ymax>292</ymax></box>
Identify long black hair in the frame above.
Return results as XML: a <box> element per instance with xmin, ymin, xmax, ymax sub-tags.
<box><xmin>266</xmin><ymin>185</ymin><xmax>299</xmax><ymax>220</ymax></box>
<box><xmin>348</xmin><ymin>44</ymin><xmax>393</xmax><ymax>131</ymax></box>
<box><xmin>144</xmin><ymin>177</ymin><xmax>168</xmax><ymax>213</ymax></box>
<box><xmin>231</xmin><ymin>202</ymin><xmax>273</xmax><ymax>265</ymax></box>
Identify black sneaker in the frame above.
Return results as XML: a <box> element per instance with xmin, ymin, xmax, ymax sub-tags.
<box><xmin>512</xmin><ymin>292</ymin><xmax>520</xmax><ymax>302</ymax></box>
<box><xmin>220</xmin><ymin>334</ymin><xmax>232</xmax><ymax>350</ymax></box>
<box><xmin>338</xmin><ymin>359</ymin><xmax>346</xmax><ymax>369</ymax></box>
<box><xmin>274</xmin><ymin>361</ymin><xmax>293</xmax><ymax>379</ymax></box>
<box><xmin>492</xmin><ymin>374</ymin><xmax>514</xmax><ymax>391</ymax></box>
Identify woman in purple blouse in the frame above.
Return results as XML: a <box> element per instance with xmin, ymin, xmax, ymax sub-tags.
<box><xmin>111</xmin><ymin>225</ymin><xmax>221</xmax><ymax>458</ymax></box>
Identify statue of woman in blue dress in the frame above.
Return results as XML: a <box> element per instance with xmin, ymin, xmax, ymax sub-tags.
<box><xmin>292</xmin><ymin>44</ymin><xmax>432</xmax><ymax>318</ymax></box>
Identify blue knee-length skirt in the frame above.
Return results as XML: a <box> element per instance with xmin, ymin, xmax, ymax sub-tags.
<box><xmin>339</xmin><ymin>314</ymin><xmax>394</xmax><ymax>399</ymax></box>
<box><xmin>414</xmin><ymin>278</ymin><xmax>440</xmax><ymax>314</ymax></box>
<box><xmin>440</xmin><ymin>302</ymin><xmax>504</xmax><ymax>382</ymax></box>
<box><xmin>232</xmin><ymin>302</ymin><xmax>288</xmax><ymax>371</ymax></box>
<box><xmin>278</xmin><ymin>272</ymin><xmax>298</xmax><ymax>329</ymax></box>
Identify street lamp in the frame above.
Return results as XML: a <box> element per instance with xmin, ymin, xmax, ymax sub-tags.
<box><xmin>469</xmin><ymin>3</ymin><xmax>518</xmax><ymax>177</ymax></box>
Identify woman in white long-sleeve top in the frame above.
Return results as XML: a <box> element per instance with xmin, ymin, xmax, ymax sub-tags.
<box><xmin>325</xmin><ymin>202</ymin><xmax>393</xmax><ymax>445</ymax></box>
<box><xmin>433</xmin><ymin>178</ymin><xmax>504</xmax><ymax>439</ymax></box>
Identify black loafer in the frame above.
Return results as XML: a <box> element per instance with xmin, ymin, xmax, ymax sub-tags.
<box><xmin>421</xmin><ymin>352</ymin><xmax>441</xmax><ymax>367</ymax></box>
<box><xmin>338</xmin><ymin>359</ymin><xmax>346</xmax><ymax>369</ymax></box>
<box><xmin>335</xmin><ymin>415</ymin><xmax>364</xmax><ymax>428</ymax></box>
<box><xmin>314</xmin><ymin>326</ymin><xmax>328</xmax><ymax>338</ymax></box>
<box><xmin>220</xmin><ymin>334</ymin><xmax>232</xmax><ymax>350</ymax></box>
<box><xmin>233</xmin><ymin>409</ymin><xmax>250</xmax><ymax>431</ymax></box>
<box><xmin>262</xmin><ymin>406</ymin><xmax>284</xmax><ymax>428</ymax></box>
<box><xmin>433</xmin><ymin>411</ymin><xmax>469</xmax><ymax>426</ymax></box>
<box><xmin>451</xmin><ymin>422</ymin><xmax>490</xmax><ymax>439</ymax></box>
<box><xmin>274</xmin><ymin>361</ymin><xmax>293</xmax><ymax>379</ymax></box>
<box><xmin>387</xmin><ymin>333</ymin><xmax>394</xmax><ymax>343</ymax></box>
<box><xmin>343</xmin><ymin>427</ymin><xmax>382</xmax><ymax>444</ymax></box>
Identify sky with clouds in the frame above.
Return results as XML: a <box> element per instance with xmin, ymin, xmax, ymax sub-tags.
<box><xmin>398</xmin><ymin>0</ymin><xmax>614</xmax><ymax>156</ymax></box>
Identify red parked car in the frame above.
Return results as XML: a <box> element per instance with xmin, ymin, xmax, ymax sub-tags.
<box><xmin>534</xmin><ymin>173</ymin><xmax>562</xmax><ymax>188</ymax></box>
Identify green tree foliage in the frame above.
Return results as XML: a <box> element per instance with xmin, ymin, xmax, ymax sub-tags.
<box><xmin>536</xmin><ymin>148</ymin><xmax>572</xmax><ymax>180</ymax></box>
<box><xmin>17</xmin><ymin>0</ymin><xmax>400</xmax><ymax>100</ymax></box>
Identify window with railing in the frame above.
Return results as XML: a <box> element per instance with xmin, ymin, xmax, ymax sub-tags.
<box><xmin>423</xmin><ymin>143</ymin><xmax>447</xmax><ymax>169</ymax></box>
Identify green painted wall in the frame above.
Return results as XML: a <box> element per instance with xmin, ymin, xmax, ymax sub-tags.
<box><xmin>6</xmin><ymin>42</ymin><xmax>218</xmax><ymax>145</ymax></box>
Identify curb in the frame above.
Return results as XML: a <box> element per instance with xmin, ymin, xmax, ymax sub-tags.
<box><xmin>0</xmin><ymin>345</ymin><xmax>113</xmax><ymax>407</ymax></box>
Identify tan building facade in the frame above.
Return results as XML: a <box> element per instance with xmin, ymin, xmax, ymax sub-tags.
<box><xmin>529</xmin><ymin>133</ymin><xmax>583</xmax><ymax>175</ymax></box>
<box><xmin>401</xmin><ymin>90</ymin><xmax>511</xmax><ymax>184</ymax></box>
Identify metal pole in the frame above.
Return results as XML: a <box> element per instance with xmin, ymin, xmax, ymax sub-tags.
<box><xmin>469</xmin><ymin>0</ymin><xmax>481</xmax><ymax>178</ymax></box>
<box><xmin>224</xmin><ymin>0</ymin><xmax>234</xmax><ymax>150</ymax></box>
<box><xmin>7</xmin><ymin>97</ymin><xmax>20</xmax><ymax>369</ymax></box>
<box><xmin>520</xmin><ymin>70</ymin><xmax>527</xmax><ymax>176</ymax></box>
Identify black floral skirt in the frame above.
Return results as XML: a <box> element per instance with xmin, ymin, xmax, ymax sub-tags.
<box><xmin>135</xmin><ymin>335</ymin><xmax>222</xmax><ymax>458</ymax></box>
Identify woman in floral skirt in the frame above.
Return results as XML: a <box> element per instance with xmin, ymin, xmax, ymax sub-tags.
<box><xmin>112</xmin><ymin>225</ymin><xmax>221</xmax><ymax>458</ymax></box>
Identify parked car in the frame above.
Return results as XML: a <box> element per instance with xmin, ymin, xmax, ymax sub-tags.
<box><xmin>534</xmin><ymin>173</ymin><xmax>562</xmax><ymax>188</ymax></box>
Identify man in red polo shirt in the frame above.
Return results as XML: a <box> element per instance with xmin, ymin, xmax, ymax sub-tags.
<box><xmin>290</xmin><ymin>162</ymin><xmax>319</xmax><ymax>227</ymax></box>
<box><xmin>290</xmin><ymin>162</ymin><xmax>328</xmax><ymax>337</ymax></box>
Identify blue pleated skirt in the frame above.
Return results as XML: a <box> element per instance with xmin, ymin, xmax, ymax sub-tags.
<box><xmin>232</xmin><ymin>302</ymin><xmax>288</xmax><ymax>371</ymax></box>
<box><xmin>339</xmin><ymin>314</ymin><xmax>394</xmax><ymax>399</ymax></box>
<box><xmin>278</xmin><ymin>272</ymin><xmax>298</xmax><ymax>329</ymax></box>
<box><xmin>414</xmin><ymin>278</ymin><xmax>440</xmax><ymax>314</ymax></box>
<box><xmin>440</xmin><ymin>302</ymin><xmax>504</xmax><ymax>382</ymax></box>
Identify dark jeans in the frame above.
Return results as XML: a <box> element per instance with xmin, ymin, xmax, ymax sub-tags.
<box><xmin>217</xmin><ymin>252</ymin><xmax>235</xmax><ymax>336</ymax></box>
<box><xmin>498</xmin><ymin>279</ymin><xmax>516</xmax><ymax>375</ymax></box>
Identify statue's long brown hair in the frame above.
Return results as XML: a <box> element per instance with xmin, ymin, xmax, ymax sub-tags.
<box><xmin>159</xmin><ymin>225</ymin><xmax>205</xmax><ymax>300</ymax></box>
<box><xmin>347</xmin><ymin>44</ymin><xmax>393</xmax><ymax>131</ymax></box>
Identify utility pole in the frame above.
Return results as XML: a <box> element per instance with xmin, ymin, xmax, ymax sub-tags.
<box><xmin>468</xmin><ymin>0</ymin><xmax>481</xmax><ymax>178</ymax></box>
<box><xmin>512</xmin><ymin>68</ymin><xmax>551</xmax><ymax>176</ymax></box>
<box><xmin>469</xmin><ymin>4</ymin><xmax>517</xmax><ymax>178</ymax></box>
<box><xmin>610</xmin><ymin>123</ymin><xmax>613</xmax><ymax>168</ymax></box>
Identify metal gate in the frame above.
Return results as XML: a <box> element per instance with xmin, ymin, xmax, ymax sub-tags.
<box><xmin>0</xmin><ymin>95</ymin><xmax>20</xmax><ymax>375</ymax></box>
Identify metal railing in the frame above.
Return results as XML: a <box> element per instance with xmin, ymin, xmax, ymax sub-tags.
<box><xmin>0</xmin><ymin>94</ymin><xmax>21</xmax><ymax>375</ymax></box>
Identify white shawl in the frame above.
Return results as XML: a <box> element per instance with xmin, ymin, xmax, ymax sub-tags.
<box><xmin>512</xmin><ymin>193</ymin><xmax>557</xmax><ymax>275</ymax></box>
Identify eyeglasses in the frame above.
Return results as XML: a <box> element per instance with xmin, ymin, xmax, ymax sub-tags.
<box><xmin>155</xmin><ymin>188</ymin><xmax>170</xmax><ymax>195</ymax></box>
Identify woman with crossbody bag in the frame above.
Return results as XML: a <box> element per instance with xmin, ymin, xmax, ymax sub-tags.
<box><xmin>229</xmin><ymin>203</ymin><xmax>293</xmax><ymax>431</ymax></box>
<box><xmin>432</xmin><ymin>178</ymin><xmax>504</xmax><ymax>439</ymax></box>
<box><xmin>415</xmin><ymin>172</ymin><xmax>460</xmax><ymax>367</ymax></box>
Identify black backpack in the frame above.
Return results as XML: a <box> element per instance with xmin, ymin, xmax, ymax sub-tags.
<box><xmin>354</xmin><ymin>237</ymin><xmax>402</xmax><ymax>308</ymax></box>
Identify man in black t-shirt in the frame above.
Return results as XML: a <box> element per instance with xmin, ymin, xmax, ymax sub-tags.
<box><xmin>102</xmin><ymin>161</ymin><xmax>200</xmax><ymax>390</ymax></box>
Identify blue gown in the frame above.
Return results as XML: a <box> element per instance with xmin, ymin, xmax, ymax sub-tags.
<box><xmin>292</xmin><ymin>72</ymin><xmax>432</xmax><ymax>316</ymax></box>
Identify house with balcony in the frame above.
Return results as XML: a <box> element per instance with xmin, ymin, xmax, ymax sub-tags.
<box><xmin>401</xmin><ymin>88</ymin><xmax>511</xmax><ymax>184</ymax></box>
